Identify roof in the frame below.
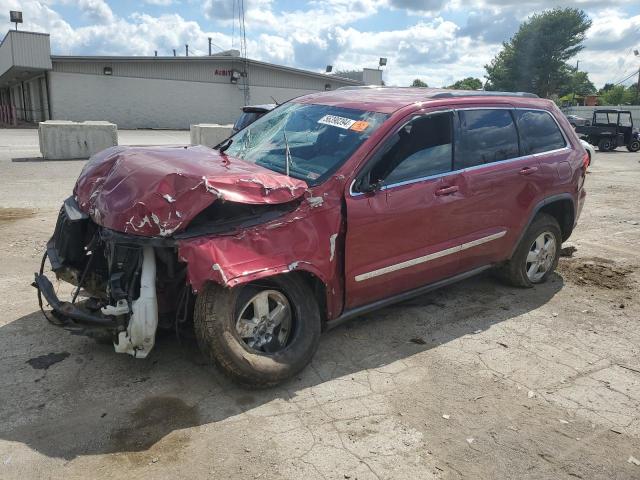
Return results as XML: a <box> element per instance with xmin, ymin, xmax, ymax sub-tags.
<box><xmin>242</xmin><ymin>104</ymin><xmax>277</xmax><ymax>113</ymax></box>
<box><xmin>295</xmin><ymin>87</ymin><xmax>548</xmax><ymax>114</ymax></box>
<box><xmin>50</xmin><ymin>54</ymin><xmax>362</xmax><ymax>86</ymax></box>
<box><xmin>594</xmin><ymin>109</ymin><xmax>632</xmax><ymax>113</ymax></box>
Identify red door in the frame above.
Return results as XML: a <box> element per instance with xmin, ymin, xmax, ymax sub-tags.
<box><xmin>344</xmin><ymin>110</ymin><xmax>468</xmax><ymax>308</ymax></box>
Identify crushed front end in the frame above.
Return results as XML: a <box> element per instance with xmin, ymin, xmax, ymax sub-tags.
<box><xmin>32</xmin><ymin>144</ymin><xmax>331</xmax><ymax>359</ymax></box>
<box><xmin>35</xmin><ymin>196</ymin><xmax>186</xmax><ymax>358</ymax></box>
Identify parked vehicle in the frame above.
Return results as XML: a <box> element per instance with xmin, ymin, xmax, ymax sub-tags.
<box><xmin>231</xmin><ymin>104</ymin><xmax>276</xmax><ymax>134</ymax></box>
<box><xmin>35</xmin><ymin>88</ymin><xmax>587</xmax><ymax>387</ymax></box>
<box><xmin>580</xmin><ymin>139</ymin><xmax>596</xmax><ymax>168</ymax></box>
<box><xmin>565</xmin><ymin>114</ymin><xmax>590</xmax><ymax>127</ymax></box>
<box><xmin>575</xmin><ymin>109</ymin><xmax>640</xmax><ymax>152</ymax></box>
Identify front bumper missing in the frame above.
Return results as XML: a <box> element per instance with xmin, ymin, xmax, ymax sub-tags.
<box><xmin>33</xmin><ymin>273</ymin><xmax>118</xmax><ymax>329</ymax></box>
<box><xmin>34</xmin><ymin>244</ymin><xmax>160</xmax><ymax>358</ymax></box>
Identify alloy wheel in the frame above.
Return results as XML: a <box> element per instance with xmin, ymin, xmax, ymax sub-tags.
<box><xmin>525</xmin><ymin>232</ymin><xmax>557</xmax><ymax>283</ymax></box>
<box><xmin>235</xmin><ymin>290</ymin><xmax>292</xmax><ymax>353</ymax></box>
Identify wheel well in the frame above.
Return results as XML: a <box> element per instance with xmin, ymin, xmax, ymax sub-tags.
<box><xmin>538</xmin><ymin>199</ymin><xmax>574</xmax><ymax>241</ymax></box>
<box><xmin>291</xmin><ymin>271</ymin><xmax>328</xmax><ymax>324</ymax></box>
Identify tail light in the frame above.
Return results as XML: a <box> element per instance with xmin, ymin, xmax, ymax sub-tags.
<box><xmin>581</xmin><ymin>153</ymin><xmax>590</xmax><ymax>170</ymax></box>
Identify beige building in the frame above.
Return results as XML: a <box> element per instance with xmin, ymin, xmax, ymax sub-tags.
<box><xmin>0</xmin><ymin>30</ymin><xmax>379</xmax><ymax>129</ymax></box>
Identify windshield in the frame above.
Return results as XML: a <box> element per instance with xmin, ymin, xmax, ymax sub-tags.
<box><xmin>224</xmin><ymin>102</ymin><xmax>388</xmax><ymax>185</ymax></box>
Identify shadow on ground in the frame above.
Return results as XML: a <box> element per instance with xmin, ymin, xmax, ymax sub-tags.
<box><xmin>0</xmin><ymin>272</ymin><xmax>563</xmax><ymax>460</ymax></box>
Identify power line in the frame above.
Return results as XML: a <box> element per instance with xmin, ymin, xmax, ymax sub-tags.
<box><xmin>612</xmin><ymin>70</ymin><xmax>638</xmax><ymax>86</ymax></box>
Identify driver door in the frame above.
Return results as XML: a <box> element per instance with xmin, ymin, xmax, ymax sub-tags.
<box><xmin>344</xmin><ymin>110</ymin><xmax>465</xmax><ymax>308</ymax></box>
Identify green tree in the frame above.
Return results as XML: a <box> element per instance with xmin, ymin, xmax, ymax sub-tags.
<box><xmin>600</xmin><ymin>85</ymin><xmax>637</xmax><ymax>105</ymax></box>
<box><xmin>569</xmin><ymin>71</ymin><xmax>596</xmax><ymax>96</ymax></box>
<box><xmin>411</xmin><ymin>79</ymin><xmax>428</xmax><ymax>87</ymax></box>
<box><xmin>446</xmin><ymin>77</ymin><xmax>483</xmax><ymax>90</ymax></box>
<box><xmin>484</xmin><ymin>8</ymin><xmax>591</xmax><ymax>97</ymax></box>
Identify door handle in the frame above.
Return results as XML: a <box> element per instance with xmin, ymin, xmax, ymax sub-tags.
<box><xmin>435</xmin><ymin>185</ymin><xmax>459</xmax><ymax>196</ymax></box>
<box><xmin>519</xmin><ymin>166</ymin><xmax>539</xmax><ymax>175</ymax></box>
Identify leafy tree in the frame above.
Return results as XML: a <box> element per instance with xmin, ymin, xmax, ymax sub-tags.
<box><xmin>600</xmin><ymin>85</ymin><xmax>638</xmax><ymax>105</ymax></box>
<box><xmin>411</xmin><ymin>79</ymin><xmax>429</xmax><ymax>87</ymax></box>
<box><xmin>569</xmin><ymin>71</ymin><xmax>596</xmax><ymax>96</ymax></box>
<box><xmin>446</xmin><ymin>77</ymin><xmax>483</xmax><ymax>90</ymax></box>
<box><xmin>484</xmin><ymin>8</ymin><xmax>592</xmax><ymax>97</ymax></box>
<box><xmin>600</xmin><ymin>83</ymin><xmax>615</xmax><ymax>93</ymax></box>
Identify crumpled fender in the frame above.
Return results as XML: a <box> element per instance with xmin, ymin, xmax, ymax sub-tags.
<box><xmin>74</xmin><ymin>145</ymin><xmax>308</xmax><ymax>237</ymax></box>
<box><xmin>177</xmin><ymin>189</ymin><xmax>344</xmax><ymax>320</ymax></box>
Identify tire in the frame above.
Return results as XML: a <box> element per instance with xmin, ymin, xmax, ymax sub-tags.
<box><xmin>627</xmin><ymin>140</ymin><xmax>640</xmax><ymax>152</ymax></box>
<box><xmin>194</xmin><ymin>276</ymin><xmax>321</xmax><ymax>387</ymax></box>
<box><xmin>497</xmin><ymin>213</ymin><xmax>562</xmax><ymax>288</ymax></box>
<box><xmin>598</xmin><ymin>138</ymin><xmax>612</xmax><ymax>152</ymax></box>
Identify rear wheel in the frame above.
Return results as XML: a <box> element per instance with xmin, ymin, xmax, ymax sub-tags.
<box><xmin>497</xmin><ymin>213</ymin><xmax>561</xmax><ymax>288</ymax></box>
<box><xmin>194</xmin><ymin>276</ymin><xmax>321</xmax><ymax>387</ymax></box>
<box><xmin>627</xmin><ymin>140</ymin><xmax>640</xmax><ymax>152</ymax></box>
<box><xmin>598</xmin><ymin>138</ymin><xmax>613</xmax><ymax>152</ymax></box>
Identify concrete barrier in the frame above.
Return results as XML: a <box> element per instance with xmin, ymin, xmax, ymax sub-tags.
<box><xmin>39</xmin><ymin>120</ymin><xmax>118</xmax><ymax>160</ymax></box>
<box><xmin>190</xmin><ymin>124</ymin><xmax>233</xmax><ymax>148</ymax></box>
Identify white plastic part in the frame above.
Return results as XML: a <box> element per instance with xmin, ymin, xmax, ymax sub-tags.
<box><xmin>111</xmin><ymin>246</ymin><xmax>159</xmax><ymax>358</ymax></box>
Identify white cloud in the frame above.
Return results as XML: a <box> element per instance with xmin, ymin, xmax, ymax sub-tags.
<box><xmin>0</xmin><ymin>0</ymin><xmax>636</xmax><ymax>88</ymax></box>
<box><xmin>77</xmin><ymin>0</ymin><xmax>114</xmax><ymax>23</ymax></box>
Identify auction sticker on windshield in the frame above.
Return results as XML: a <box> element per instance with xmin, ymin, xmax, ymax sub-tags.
<box><xmin>318</xmin><ymin>115</ymin><xmax>356</xmax><ymax>130</ymax></box>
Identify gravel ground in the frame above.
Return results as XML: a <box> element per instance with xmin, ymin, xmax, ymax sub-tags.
<box><xmin>0</xmin><ymin>129</ymin><xmax>639</xmax><ymax>479</ymax></box>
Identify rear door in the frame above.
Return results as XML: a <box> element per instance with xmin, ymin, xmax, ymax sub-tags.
<box><xmin>451</xmin><ymin>107</ymin><xmax>544</xmax><ymax>269</ymax></box>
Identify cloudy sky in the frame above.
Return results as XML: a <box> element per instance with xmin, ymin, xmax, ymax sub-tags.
<box><xmin>2</xmin><ymin>0</ymin><xmax>639</xmax><ymax>88</ymax></box>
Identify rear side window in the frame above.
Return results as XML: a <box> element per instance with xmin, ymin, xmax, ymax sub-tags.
<box><xmin>619</xmin><ymin>112</ymin><xmax>632</xmax><ymax>127</ymax></box>
<box><xmin>233</xmin><ymin>112</ymin><xmax>260</xmax><ymax>131</ymax></box>
<box><xmin>370</xmin><ymin>112</ymin><xmax>453</xmax><ymax>185</ymax></box>
<box><xmin>455</xmin><ymin>109</ymin><xmax>519</xmax><ymax>169</ymax></box>
<box><xmin>515</xmin><ymin>110</ymin><xmax>566</xmax><ymax>155</ymax></box>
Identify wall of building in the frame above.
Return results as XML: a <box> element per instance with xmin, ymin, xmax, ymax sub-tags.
<box><xmin>51</xmin><ymin>58</ymin><xmax>348</xmax><ymax>91</ymax></box>
<box><xmin>48</xmin><ymin>71</ymin><xmax>331</xmax><ymax>129</ymax></box>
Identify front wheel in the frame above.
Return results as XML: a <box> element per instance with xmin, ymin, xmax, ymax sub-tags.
<box><xmin>497</xmin><ymin>213</ymin><xmax>561</xmax><ymax>288</ymax></box>
<box><xmin>194</xmin><ymin>276</ymin><xmax>321</xmax><ymax>387</ymax></box>
<box><xmin>627</xmin><ymin>140</ymin><xmax>640</xmax><ymax>152</ymax></box>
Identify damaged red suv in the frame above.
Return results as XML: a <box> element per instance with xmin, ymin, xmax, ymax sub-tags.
<box><xmin>35</xmin><ymin>88</ymin><xmax>587</xmax><ymax>386</ymax></box>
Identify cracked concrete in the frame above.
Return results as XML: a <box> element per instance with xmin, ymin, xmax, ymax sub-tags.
<box><xmin>0</xmin><ymin>129</ymin><xmax>639</xmax><ymax>479</ymax></box>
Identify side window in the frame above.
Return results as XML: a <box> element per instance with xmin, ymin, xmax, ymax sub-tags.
<box><xmin>516</xmin><ymin>110</ymin><xmax>566</xmax><ymax>155</ymax></box>
<box><xmin>454</xmin><ymin>109</ymin><xmax>519</xmax><ymax>169</ymax></box>
<box><xmin>620</xmin><ymin>112</ymin><xmax>632</xmax><ymax>127</ymax></box>
<box><xmin>369</xmin><ymin>112</ymin><xmax>453</xmax><ymax>185</ymax></box>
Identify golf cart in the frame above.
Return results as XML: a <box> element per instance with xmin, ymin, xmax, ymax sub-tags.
<box><xmin>575</xmin><ymin>109</ymin><xmax>640</xmax><ymax>152</ymax></box>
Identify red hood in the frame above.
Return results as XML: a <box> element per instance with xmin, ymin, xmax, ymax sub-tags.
<box><xmin>74</xmin><ymin>145</ymin><xmax>308</xmax><ymax>237</ymax></box>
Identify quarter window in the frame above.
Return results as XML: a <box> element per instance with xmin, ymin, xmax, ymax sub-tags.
<box><xmin>369</xmin><ymin>112</ymin><xmax>453</xmax><ymax>185</ymax></box>
<box><xmin>454</xmin><ymin>109</ymin><xmax>520</xmax><ymax>169</ymax></box>
<box><xmin>515</xmin><ymin>110</ymin><xmax>566</xmax><ymax>155</ymax></box>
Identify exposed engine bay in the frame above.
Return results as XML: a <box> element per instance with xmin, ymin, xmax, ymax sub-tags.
<box><xmin>35</xmin><ymin>196</ymin><xmax>188</xmax><ymax>357</ymax></box>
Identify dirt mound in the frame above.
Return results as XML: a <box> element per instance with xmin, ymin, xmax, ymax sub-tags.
<box><xmin>558</xmin><ymin>257</ymin><xmax>635</xmax><ymax>290</ymax></box>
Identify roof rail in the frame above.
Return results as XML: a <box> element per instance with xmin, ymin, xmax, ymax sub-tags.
<box><xmin>430</xmin><ymin>91</ymin><xmax>539</xmax><ymax>99</ymax></box>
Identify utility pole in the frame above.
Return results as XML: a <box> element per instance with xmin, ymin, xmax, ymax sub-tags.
<box><xmin>208</xmin><ymin>37</ymin><xmax>212</xmax><ymax>56</ymax></box>
<box><xmin>173</xmin><ymin>49</ymin><xmax>176</xmax><ymax>57</ymax></box>
<box><xmin>154</xmin><ymin>50</ymin><xmax>157</xmax><ymax>57</ymax></box>
<box><xmin>185</xmin><ymin>44</ymin><xmax>189</xmax><ymax>56</ymax></box>
<box><xmin>635</xmin><ymin>50</ymin><xmax>640</xmax><ymax>104</ymax></box>
<box><xmin>572</xmin><ymin>60</ymin><xmax>579</xmax><ymax>106</ymax></box>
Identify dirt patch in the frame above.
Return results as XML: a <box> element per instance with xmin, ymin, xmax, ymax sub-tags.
<box><xmin>558</xmin><ymin>257</ymin><xmax>635</xmax><ymax>290</ymax></box>
<box><xmin>0</xmin><ymin>207</ymin><xmax>37</xmax><ymax>222</ymax></box>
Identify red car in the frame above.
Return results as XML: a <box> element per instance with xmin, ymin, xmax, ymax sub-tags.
<box><xmin>35</xmin><ymin>88</ymin><xmax>587</xmax><ymax>386</ymax></box>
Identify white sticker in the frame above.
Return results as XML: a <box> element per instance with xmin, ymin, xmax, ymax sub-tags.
<box><xmin>318</xmin><ymin>114</ymin><xmax>356</xmax><ymax>130</ymax></box>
